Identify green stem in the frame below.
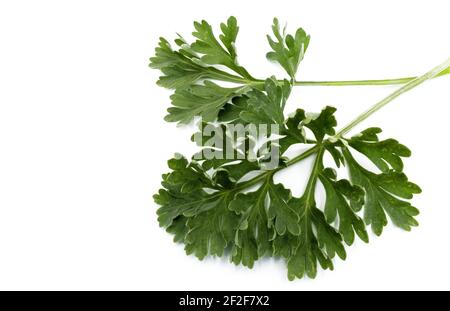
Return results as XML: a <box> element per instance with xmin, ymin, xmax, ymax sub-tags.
<box><xmin>207</xmin><ymin>68</ymin><xmax>448</xmax><ymax>87</ymax></box>
<box><xmin>285</xmin><ymin>145</ymin><xmax>319</xmax><ymax>166</ymax></box>
<box><xmin>303</xmin><ymin>146</ymin><xmax>324</xmax><ymax>205</ymax></box>
<box><xmin>298</xmin><ymin>146</ymin><xmax>324</xmax><ymax>230</ymax></box>
<box><xmin>292</xmin><ymin>77</ymin><xmax>414</xmax><ymax>86</ymax></box>
<box><xmin>334</xmin><ymin>57</ymin><xmax>450</xmax><ymax>138</ymax></box>
<box><xmin>234</xmin><ymin>145</ymin><xmax>318</xmax><ymax>191</ymax></box>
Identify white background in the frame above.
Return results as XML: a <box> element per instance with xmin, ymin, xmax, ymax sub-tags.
<box><xmin>0</xmin><ymin>0</ymin><xmax>449</xmax><ymax>290</ymax></box>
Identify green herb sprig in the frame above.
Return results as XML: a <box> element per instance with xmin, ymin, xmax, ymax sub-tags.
<box><xmin>150</xmin><ymin>17</ymin><xmax>450</xmax><ymax>279</ymax></box>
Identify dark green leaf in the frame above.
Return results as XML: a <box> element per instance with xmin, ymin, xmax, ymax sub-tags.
<box><xmin>319</xmin><ymin>168</ymin><xmax>368</xmax><ymax>245</ymax></box>
<box><xmin>149</xmin><ymin>37</ymin><xmax>207</xmax><ymax>89</ymax></box>
<box><xmin>283</xmin><ymin>188</ymin><xmax>344</xmax><ymax>280</ymax></box>
<box><xmin>184</xmin><ymin>193</ymin><xmax>239</xmax><ymax>259</ymax></box>
<box><xmin>166</xmin><ymin>81</ymin><xmax>249</xmax><ymax>123</ymax></box>
<box><xmin>241</xmin><ymin>78</ymin><xmax>291</xmax><ymax>125</ymax></box>
<box><xmin>191</xmin><ymin>17</ymin><xmax>252</xmax><ymax>78</ymax></box>
<box><xmin>303</xmin><ymin>106</ymin><xmax>337</xmax><ymax>142</ymax></box>
<box><xmin>343</xmin><ymin>148</ymin><xmax>421</xmax><ymax>235</ymax></box>
<box><xmin>348</xmin><ymin>127</ymin><xmax>411</xmax><ymax>172</ymax></box>
<box><xmin>279</xmin><ymin>106</ymin><xmax>337</xmax><ymax>153</ymax></box>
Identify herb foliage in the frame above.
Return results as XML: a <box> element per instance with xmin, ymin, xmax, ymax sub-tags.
<box><xmin>150</xmin><ymin>17</ymin><xmax>450</xmax><ymax>279</ymax></box>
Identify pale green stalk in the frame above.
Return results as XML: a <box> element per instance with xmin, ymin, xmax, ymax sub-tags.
<box><xmin>333</xmin><ymin>58</ymin><xmax>450</xmax><ymax>138</ymax></box>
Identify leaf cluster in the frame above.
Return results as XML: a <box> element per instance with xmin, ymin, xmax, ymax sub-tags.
<box><xmin>150</xmin><ymin>17</ymin><xmax>422</xmax><ymax>279</ymax></box>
